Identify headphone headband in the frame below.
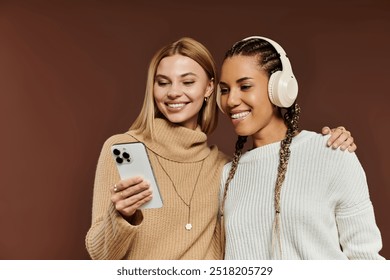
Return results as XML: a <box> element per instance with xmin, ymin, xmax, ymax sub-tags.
<box><xmin>241</xmin><ymin>36</ymin><xmax>293</xmax><ymax>72</ymax></box>
<box><xmin>242</xmin><ymin>36</ymin><xmax>286</xmax><ymax>55</ymax></box>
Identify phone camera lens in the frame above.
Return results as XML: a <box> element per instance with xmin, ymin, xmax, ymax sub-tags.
<box><xmin>113</xmin><ymin>149</ymin><xmax>121</xmax><ymax>156</ymax></box>
<box><xmin>122</xmin><ymin>152</ymin><xmax>130</xmax><ymax>159</ymax></box>
<box><xmin>116</xmin><ymin>157</ymin><xmax>123</xmax><ymax>164</ymax></box>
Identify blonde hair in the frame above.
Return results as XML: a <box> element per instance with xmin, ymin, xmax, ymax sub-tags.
<box><xmin>130</xmin><ymin>37</ymin><xmax>218</xmax><ymax>137</ymax></box>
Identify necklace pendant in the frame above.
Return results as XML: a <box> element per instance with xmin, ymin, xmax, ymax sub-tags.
<box><xmin>185</xmin><ymin>223</ymin><xmax>192</xmax><ymax>231</ymax></box>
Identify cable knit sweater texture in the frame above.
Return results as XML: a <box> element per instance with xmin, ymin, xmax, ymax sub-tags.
<box><xmin>86</xmin><ymin>118</ymin><xmax>229</xmax><ymax>259</ymax></box>
<box><xmin>220</xmin><ymin>130</ymin><xmax>384</xmax><ymax>260</ymax></box>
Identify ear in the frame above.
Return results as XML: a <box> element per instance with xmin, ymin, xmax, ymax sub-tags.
<box><xmin>204</xmin><ymin>78</ymin><xmax>214</xmax><ymax>98</ymax></box>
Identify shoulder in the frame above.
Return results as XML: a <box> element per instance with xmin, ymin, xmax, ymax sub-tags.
<box><xmin>209</xmin><ymin>145</ymin><xmax>231</xmax><ymax>165</ymax></box>
<box><xmin>221</xmin><ymin>159</ymin><xmax>233</xmax><ymax>179</ymax></box>
<box><xmin>292</xmin><ymin>130</ymin><xmax>327</xmax><ymax>148</ymax></box>
<box><xmin>293</xmin><ymin>130</ymin><xmax>363</xmax><ymax>174</ymax></box>
<box><xmin>99</xmin><ymin>131</ymin><xmax>141</xmax><ymax>154</ymax></box>
<box><xmin>294</xmin><ymin>130</ymin><xmax>350</xmax><ymax>155</ymax></box>
<box><xmin>103</xmin><ymin>133</ymin><xmax>138</xmax><ymax>146</ymax></box>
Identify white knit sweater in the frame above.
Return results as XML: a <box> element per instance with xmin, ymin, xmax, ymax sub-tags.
<box><xmin>220</xmin><ymin>130</ymin><xmax>384</xmax><ymax>260</ymax></box>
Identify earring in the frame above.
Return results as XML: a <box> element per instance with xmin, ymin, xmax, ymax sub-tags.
<box><xmin>204</xmin><ymin>96</ymin><xmax>209</xmax><ymax>102</ymax></box>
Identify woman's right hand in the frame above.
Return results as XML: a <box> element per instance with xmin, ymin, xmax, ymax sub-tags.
<box><xmin>111</xmin><ymin>176</ymin><xmax>153</xmax><ymax>218</ymax></box>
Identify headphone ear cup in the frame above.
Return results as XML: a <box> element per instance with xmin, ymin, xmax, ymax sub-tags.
<box><xmin>268</xmin><ymin>70</ymin><xmax>298</xmax><ymax>108</ymax></box>
<box><xmin>268</xmin><ymin>71</ymin><xmax>282</xmax><ymax>107</ymax></box>
<box><xmin>278</xmin><ymin>71</ymin><xmax>298</xmax><ymax>108</ymax></box>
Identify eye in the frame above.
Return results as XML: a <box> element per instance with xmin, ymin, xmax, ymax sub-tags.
<box><xmin>156</xmin><ymin>80</ymin><xmax>170</xmax><ymax>87</ymax></box>
<box><xmin>183</xmin><ymin>80</ymin><xmax>195</xmax><ymax>86</ymax></box>
<box><xmin>240</xmin><ymin>84</ymin><xmax>252</xmax><ymax>91</ymax></box>
<box><xmin>219</xmin><ymin>87</ymin><xmax>229</xmax><ymax>95</ymax></box>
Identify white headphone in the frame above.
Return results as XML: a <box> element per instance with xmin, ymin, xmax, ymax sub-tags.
<box><xmin>216</xmin><ymin>36</ymin><xmax>298</xmax><ymax>112</ymax></box>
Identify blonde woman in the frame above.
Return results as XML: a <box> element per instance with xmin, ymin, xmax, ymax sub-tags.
<box><xmin>86</xmin><ymin>37</ymin><xmax>356</xmax><ymax>260</ymax></box>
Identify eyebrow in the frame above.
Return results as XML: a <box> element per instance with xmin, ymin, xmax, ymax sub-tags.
<box><xmin>219</xmin><ymin>77</ymin><xmax>253</xmax><ymax>86</ymax></box>
<box><xmin>155</xmin><ymin>72</ymin><xmax>198</xmax><ymax>79</ymax></box>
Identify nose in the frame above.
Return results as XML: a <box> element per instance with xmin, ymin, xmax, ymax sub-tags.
<box><xmin>167</xmin><ymin>83</ymin><xmax>183</xmax><ymax>99</ymax></box>
<box><xmin>226</xmin><ymin>88</ymin><xmax>241</xmax><ymax>108</ymax></box>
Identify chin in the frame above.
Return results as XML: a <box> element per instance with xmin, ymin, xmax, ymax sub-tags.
<box><xmin>234</xmin><ymin>127</ymin><xmax>251</xmax><ymax>137</ymax></box>
<box><xmin>163</xmin><ymin>114</ymin><xmax>185</xmax><ymax>123</ymax></box>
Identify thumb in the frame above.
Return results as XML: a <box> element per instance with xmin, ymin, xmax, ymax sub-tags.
<box><xmin>321</xmin><ymin>126</ymin><xmax>331</xmax><ymax>135</ymax></box>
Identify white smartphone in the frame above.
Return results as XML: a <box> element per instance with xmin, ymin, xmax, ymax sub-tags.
<box><xmin>111</xmin><ymin>142</ymin><xmax>163</xmax><ymax>209</ymax></box>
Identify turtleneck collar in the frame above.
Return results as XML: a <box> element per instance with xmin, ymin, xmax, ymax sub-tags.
<box><xmin>126</xmin><ymin>118</ymin><xmax>211</xmax><ymax>163</ymax></box>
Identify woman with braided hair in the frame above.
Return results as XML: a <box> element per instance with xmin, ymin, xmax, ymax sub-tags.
<box><xmin>218</xmin><ymin>36</ymin><xmax>384</xmax><ymax>260</ymax></box>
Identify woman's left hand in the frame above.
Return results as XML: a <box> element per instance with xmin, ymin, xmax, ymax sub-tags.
<box><xmin>322</xmin><ymin>126</ymin><xmax>357</xmax><ymax>152</ymax></box>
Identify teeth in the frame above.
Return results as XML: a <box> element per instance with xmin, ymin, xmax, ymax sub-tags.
<box><xmin>167</xmin><ymin>103</ymin><xmax>185</xmax><ymax>108</ymax></box>
<box><xmin>231</xmin><ymin>111</ymin><xmax>250</xmax><ymax>119</ymax></box>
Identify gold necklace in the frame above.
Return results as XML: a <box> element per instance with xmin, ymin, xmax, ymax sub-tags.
<box><xmin>155</xmin><ymin>154</ymin><xmax>205</xmax><ymax>231</ymax></box>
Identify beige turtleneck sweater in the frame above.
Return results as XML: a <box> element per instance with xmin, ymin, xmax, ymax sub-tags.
<box><xmin>86</xmin><ymin>118</ymin><xmax>229</xmax><ymax>259</ymax></box>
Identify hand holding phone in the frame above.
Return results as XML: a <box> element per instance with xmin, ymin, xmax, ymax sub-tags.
<box><xmin>111</xmin><ymin>176</ymin><xmax>153</xmax><ymax>217</ymax></box>
<box><xmin>111</xmin><ymin>142</ymin><xmax>163</xmax><ymax>210</ymax></box>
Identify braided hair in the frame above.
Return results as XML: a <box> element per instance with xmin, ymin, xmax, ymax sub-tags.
<box><xmin>220</xmin><ymin>37</ymin><xmax>301</xmax><ymax>258</ymax></box>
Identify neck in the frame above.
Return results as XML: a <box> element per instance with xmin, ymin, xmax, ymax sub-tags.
<box><xmin>251</xmin><ymin>117</ymin><xmax>287</xmax><ymax>149</ymax></box>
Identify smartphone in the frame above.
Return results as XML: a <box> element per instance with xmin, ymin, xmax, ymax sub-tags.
<box><xmin>111</xmin><ymin>142</ymin><xmax>163</xmax><ymax>209</ymax></box>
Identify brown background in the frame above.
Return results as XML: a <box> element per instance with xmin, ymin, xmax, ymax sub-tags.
<box><xmin>0</xmin><ymin>0</ymin><xmax>389</xmax><ymax>259</ymax></box>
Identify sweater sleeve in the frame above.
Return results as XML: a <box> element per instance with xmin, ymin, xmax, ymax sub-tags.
<box><xmin>85</xmin><ymin>135</ymin><xmax>143</xmax><ymax>259</ymax></box>
<box><xmin>332</xmin><ymin>152</ymin><xmax>385</xmax><ymax>260</ymax></box>
<box><xmin>209</xmin><ymin>152</ymin><xmax>230</xmax><ymax>260</ymax></box>
<box><xmin>209</xmin><ymin>213</ymin><xmax>224</xmax><ymax>260</ymax></box>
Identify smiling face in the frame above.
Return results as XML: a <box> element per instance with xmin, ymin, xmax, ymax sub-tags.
<box><xmin>153</xmin><ymin>54</ymin><xmax>213</xmax><ymax>130</ymax></box>
<box><xmin>219</xmin><ymin>55</ymin><xmax>287</xmax><ymax>147</ymax></box>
